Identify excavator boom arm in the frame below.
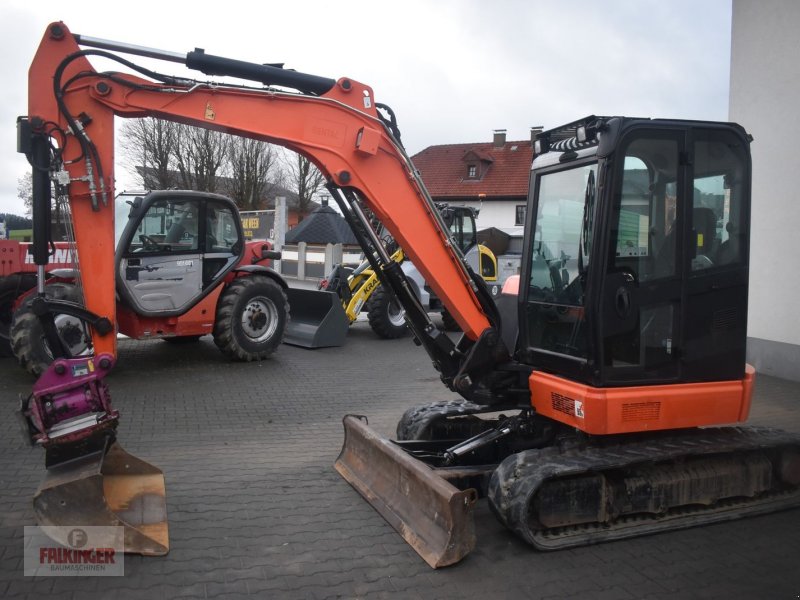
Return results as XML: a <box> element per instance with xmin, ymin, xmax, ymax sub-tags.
<box><xmin>25</xmin><ymin>23</ymin><xmax>494</xmax><ymax>376</ymax></box>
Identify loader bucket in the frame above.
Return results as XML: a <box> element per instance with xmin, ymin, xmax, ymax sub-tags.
<box><xmin>335</xmin><ymin>415</ymin><xmax>477</xmax><ymax>568</ymax></box>
<box><xmin>33</xmin><ymin>441</ymin><xmax>169</xmax><ymax>556</ymax></box>
<box><xmin>284</xmin><ymin>288</ymin><xmax>349</xmax><ymax>348</ymax></box>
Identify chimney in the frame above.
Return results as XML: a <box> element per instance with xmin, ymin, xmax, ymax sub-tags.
<box><xmin>530</xmin><ymin>126</ymin><xmax>543</xmax><ymax>145</ymax></box>
<box><xmin>493</xmin><ymin>129</ymin><xmax>507</xmax><ymax>148</ymax></box>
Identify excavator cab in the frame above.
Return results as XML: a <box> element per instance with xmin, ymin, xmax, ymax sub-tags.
<box><xmin>338</xmin><ymin>117</ymin><xmax>798</xmax><ymax>569</ymax></box>
<box><xmin>521</xmin><ymin>117</ymin><xmax>752</xmax><ymax>399</ymax></box>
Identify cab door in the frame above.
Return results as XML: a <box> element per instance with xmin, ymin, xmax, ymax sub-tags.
<box><xmin>599</xmin><ymin>131</ymin><xmax>684</xmax><ymax>384</ymax></box>
<box><xmin>116</xmin><ymin>192</ymin><xmax>243</xmax><ymax>316</ymax></box>
<box><xmin>598</xmin><ymin>126</ymin><xmax>751</xmax><ymax>385</ymax></box>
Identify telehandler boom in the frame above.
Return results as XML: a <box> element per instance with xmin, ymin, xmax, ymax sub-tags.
<box><xmin>18</xmin><ymin>22</ymin><xmax>800</xmax><ymax>566</ymax></box>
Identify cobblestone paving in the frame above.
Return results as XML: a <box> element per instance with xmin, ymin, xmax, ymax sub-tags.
<box><xmin>1</xmin><ymin>320</ymin><xmax>799</xmax><ymax>599</ymax></box>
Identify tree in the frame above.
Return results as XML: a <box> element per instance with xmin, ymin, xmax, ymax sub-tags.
<box><xmin>227</xmin><ymin>138</ymin><xmax>277</xmax><ymax>210</ymax></box>
<box><xmin>17</xmin><ymin>172</ymin><xmax>32</xmax><ymax>213</ymax></box>
<box><xmin>0</xmin><ymin>213</ymin><xmax>32</xmax><ymax>230</ymax></box>
<box><xmin>174</xmin><ymin>125</ymin><xmax>229</xmax><ymax>192</ymax></box>
<box><xmin>119</xmin><ymin>118</ymin><xmax>286</xmax><ymax>207</ymax></box>
<box><xmin>121</xmin><ymin>118</ymin><xmax>178</xmax><ymax>189</ymax></box>
<box><xmin>17</xmin><ymin>171</ymin><xmax>59</xmax><ymax>216</ymax></box>
<box><xmin>283</xmin><ymin>152</ymin><xmax>326</xmax><ymax>218</ymax></box>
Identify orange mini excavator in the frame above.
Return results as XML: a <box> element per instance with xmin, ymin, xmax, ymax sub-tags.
<box><xmin>18</xmin><ymin>22</ymin><xmax>800</xmax><ymax>566</ymax></box>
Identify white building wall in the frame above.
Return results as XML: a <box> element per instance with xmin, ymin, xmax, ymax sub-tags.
<box><xmin>456</xmin><ymin>200</ymin><xmax>523</xmax><ymax>230</ymax></box>
<box><xmin>730</xmin><ymin>0</ymin><xmax>800</xmax><ymax>378</ymax></box>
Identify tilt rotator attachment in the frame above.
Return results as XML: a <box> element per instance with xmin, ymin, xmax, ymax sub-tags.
<box><xmin>22</xmin><ymin>358</ymin><xmax>170</xmax><ymax>555</ymax></box>
<box><xmin>18</xmin><ymin>354</ymin><xmax>169</xmax><ymax>556</ymax></box>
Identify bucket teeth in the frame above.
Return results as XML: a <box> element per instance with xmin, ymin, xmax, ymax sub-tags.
<box><xmin>335</xmin><ymin>415</ymin><xmax>476</xmax><ymax>568</ymax></box>
<box><xmin>33</xmin><ymin>441</ymin><xmax>169</xmax><ymax>556</ymax></box>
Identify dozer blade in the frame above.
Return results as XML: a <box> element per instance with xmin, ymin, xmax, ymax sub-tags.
<box><xmin>284</xmin><ymin>288</ymin><xmax>350</xmax><ymax>348</ymax></box>
<box><xmin>335</xmin><ymin>415</ymin><xmax>477</xmax><ymax>568</ymax></box>
<box><xmin>33</xmin><ymin>441</ymin><xmax>169</xmax><ymax>556</ymax></box>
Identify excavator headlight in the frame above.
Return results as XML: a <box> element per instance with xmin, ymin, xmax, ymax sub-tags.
<box><xmin>534</xmin><ymin>137</ymin><xmax>549</xmax><ymax>155</ymax></box>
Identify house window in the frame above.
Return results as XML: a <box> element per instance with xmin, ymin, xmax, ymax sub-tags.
<box><xmin>467</xmin><ymin>165</ymin><xmax>477</xmax><ymax>178</ymax></box>
<box><xmin>515</xmin><ymin>204</ymin><xmax>526</xmax><ymax>226</ymax></box>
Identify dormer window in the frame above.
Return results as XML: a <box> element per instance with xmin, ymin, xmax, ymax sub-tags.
<box><xmin>462</xmin><ymin>149</ymin><xmax>493</xmax><ymax>181</ymax></box>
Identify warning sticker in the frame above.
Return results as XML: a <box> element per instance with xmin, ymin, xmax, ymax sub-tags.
<box><xmin>574</xmin><ymin>400</ymin><xmax>585</xmax><ymax>419</ymax></box>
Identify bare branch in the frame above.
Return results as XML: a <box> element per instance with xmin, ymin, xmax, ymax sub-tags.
<box><xmin>282</xmin><ymin>151</ymin><xmax>326</xmax><ymax>217</ymax></box>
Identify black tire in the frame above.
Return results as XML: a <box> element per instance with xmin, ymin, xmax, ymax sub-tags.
<box><xmin>0</xmin><ymin>274</ymin><xmax>37</xmax><ymax>358</ymax></box>
<box><xmin>396</xmin><ymin>400</ymin><xmax>492</xmax><ymax>440</ymax></box>
<box><xmin>163</xmin><ymin>335</ymin><xmax>203</xmax><ymax>344</ymax></box>
<box><xmin>213</xmin><ymin>275</ymin><xmax>288</xmax><ymax>361</ymax></box>
<box><xmin>10</xmin><ymin>282</ymin><xmax>91</xmax><ymax>377</ymax></box>
<box><xmin>366</xmin><ymin>286</ymin><xmax>408</xmax><ymax>339</ymax></box>
<box><xmin>440</xmin><ymin>309</ymin><xmax>461</xmax><ymax>332</ymax></box>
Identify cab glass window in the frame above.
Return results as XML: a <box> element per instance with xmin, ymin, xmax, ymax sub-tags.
<box><xmin>690</xmin><ymin>130</ymin><xmax>748</xmax><ymax>272</ymax></box>
<box><xmin>526</xmin><ymin>162</ymin><xmax>597</xmax><ymax>358</ymax></box>
<box><xmin>612</xmin><ymin>137</ymin><xmax>679</xmax><ymax>282</ymax></box>
<box><xmin>205</xmin><ymin>201</ymin><xmax>239</xmax><ymax>253</ymax></box>
<box><xmin>127</xmin><ymin>199</ymin><xmax>200</xmax><ymax>254</ymax></box>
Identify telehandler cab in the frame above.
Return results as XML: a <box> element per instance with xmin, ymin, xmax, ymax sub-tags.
<box><xmin>16</xmin><ymin>22</ymin><xmax>800</xmax><ymax>566</ymax></box>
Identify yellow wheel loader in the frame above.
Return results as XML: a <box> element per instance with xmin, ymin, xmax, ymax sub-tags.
<box><xmin>319</xmin><ymin>204</ymin><xmax>498</xmax><ymax>339</ymax></box>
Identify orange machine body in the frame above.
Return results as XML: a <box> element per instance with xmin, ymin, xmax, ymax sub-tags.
<box><xmin>530</xmin><ymin>364</ymin><xmax>756</xmax><ymax>435</ymax></box>
<box><xmin>115</xmin><ymin>286</ymin><xmax>224</xmax><ymax>340</ymax></box>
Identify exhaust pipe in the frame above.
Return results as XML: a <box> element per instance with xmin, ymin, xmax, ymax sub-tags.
<box><xmin>335</xmin><ymin>415</ymin><xmax>477</xmax><ymax>568</ymax></box>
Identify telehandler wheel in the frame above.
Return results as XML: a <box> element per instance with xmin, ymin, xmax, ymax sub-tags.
<box><xmin>0</xmin><ymin>274</ymin><xmax>36</xmax><ymax>358</ymax></box>
<box><xmin>366</xmin><ymin>286</ymin><xmax>408</xmax><ymax>339</ymax></box>
<box><xmin>213</xmin><ymin>275</ymin><xmax>288</xmax><ymax>361</ymax></box>
<box><xmin>10</xmin><ymin>282</ymin><xmax>91</xmax><ymax>376</ymax></box>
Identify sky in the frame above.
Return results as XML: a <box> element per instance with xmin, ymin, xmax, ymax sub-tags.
<box><xmin>0</xmin><ymin>0</ymin><xmax>733</xmax><ymax>216</ymax></box>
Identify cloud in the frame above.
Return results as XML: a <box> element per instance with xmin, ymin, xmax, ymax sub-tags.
<box><xmin>0</xmin><ymin>0</ymin><xmax>731</xmax><ymax>215</ymax></box>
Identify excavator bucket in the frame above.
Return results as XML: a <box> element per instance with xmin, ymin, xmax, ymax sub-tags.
<box><xmin>335</xmin><ymin>415</ymin><xmax>477</xmax><ymax>568</ymax></box>
<box><xmin>284</xmin><ymin>288</ymin><xmax>349</xmax><ymax>348</ymax></box>
<box><xmin>33</xmin><ymin>441</ymin><xmax>169</xmax><ymax>556</ymax></box>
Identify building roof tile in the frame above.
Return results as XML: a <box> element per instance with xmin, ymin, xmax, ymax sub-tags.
<box><xmin>411</xmin><ymin>140</ymin><xmax>533</xmax><ymax>200</ymax></box>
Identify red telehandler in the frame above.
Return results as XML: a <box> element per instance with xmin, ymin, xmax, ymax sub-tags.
<box><xmin>17</xmin><ymin>22</ymin><xmax>800</xmax><ymax>566</ymax></box>
<box><xmin>6</xmin><ymin>191</ymin><xmax>294</xmax><ymax>377</ymax></box>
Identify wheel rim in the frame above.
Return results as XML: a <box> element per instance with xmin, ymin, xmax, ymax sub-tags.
<box><xmin>240</xmin><ymin>296</ymin><xmax>279</xmax><ymax>342</ymax></box>
<box><xmin>42</xmin><ymin>314</ymin><xmax>90</xmax><ymax>360</ymax></box>
<box><xmin>387</xmin><ymin>300</ymin><xmax>406</xmax><ymax>327</ymax></box>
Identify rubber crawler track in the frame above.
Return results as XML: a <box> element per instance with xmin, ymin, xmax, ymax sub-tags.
<box><xmin>488</xmin><ymin>426</ymin><xmax>800</xmax><ymax>550</ymax></box>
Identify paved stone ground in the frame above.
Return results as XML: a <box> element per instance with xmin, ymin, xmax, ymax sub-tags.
<box><xmin>1</xmin><ymin>320</ymin><xmax>799</xmax><ymax>599</ymax></box>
